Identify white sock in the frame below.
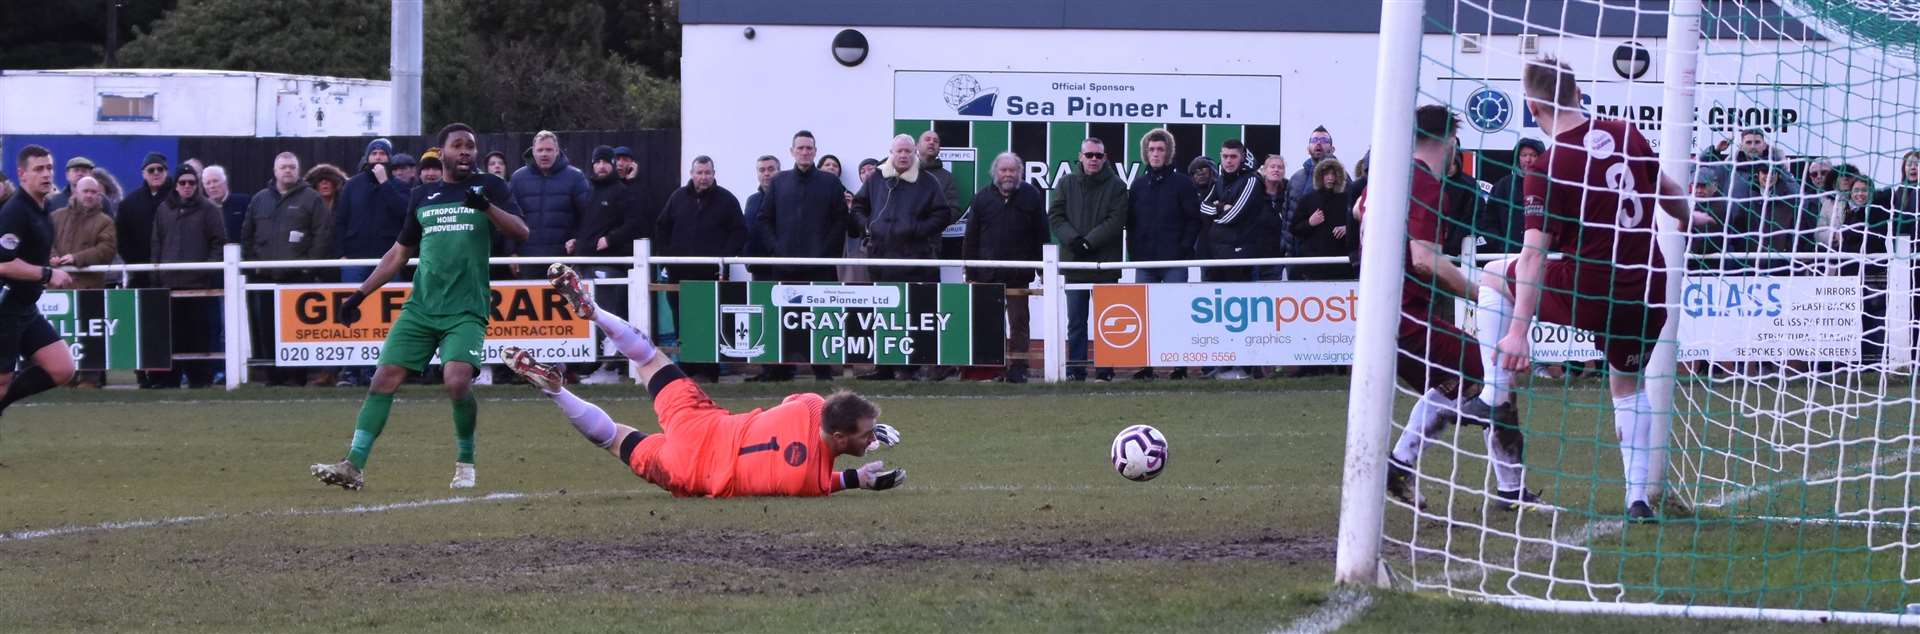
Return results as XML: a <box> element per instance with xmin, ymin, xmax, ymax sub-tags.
<box><xmin>1485</xmin><ymin>426</ymin><xmax>1525</xmax><ymax>492</ymax></box>
<box><xmin>591</xmin><ymin>310</ymin><xmax>656</xmax><ymax>364</ymax></box>
<box><xmin>1635</xmin><ymin>390</ymin><xmax>1660</xmax><ymax>502</ymax></box>
<box><xmin>1392</xmin><ymin>389</ymin><xmax>1455</xmax><ymax>465</ymax></box>
<box><xmin>550</xmin><ymin>387</ymin><xmax>619</xmax><ymax>448</ymax></box>
<box><xmin>1612</xmin><ymin>392</ymin><xmax>1648</xmax><ymax>506</ymax></box>
<box><xmin>1475</xmin><ymin>284</ymin><xmax>1515</xmax><ymax>406</ymax></box>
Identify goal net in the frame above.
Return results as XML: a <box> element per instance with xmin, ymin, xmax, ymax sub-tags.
<box><xmin>1355</xmin><ymin>0</ymin><xmax>1920</xmax><ymax>622</ymax></box>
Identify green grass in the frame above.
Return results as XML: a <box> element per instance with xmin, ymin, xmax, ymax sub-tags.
<box><xmin>0</xmin><ymin>377</ymin><xmax>1913</xmax><ymax>632</ymax></box>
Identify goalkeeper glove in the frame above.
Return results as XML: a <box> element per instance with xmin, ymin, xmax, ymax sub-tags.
<box><xmin>856</xmin><ymin>461</ymin><xmax>906</xmax><ymax>491</ymax></box>
<box><xmin>336</xmin><ymin>290</ymin><xmax>367</xmax><ymax>327</ymax></box>
<box><xmin>464</xmin><ymin>187</ymin><xmax>491</xmax><ymax>211</ymax></box>
<box><xmin>866</xmin><ymin>423</ymin><xmax>901</xmax><ymax>453</ymax></box>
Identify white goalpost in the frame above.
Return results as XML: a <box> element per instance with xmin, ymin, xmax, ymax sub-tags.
<box><xmin>1339</xmin><ymin>0</ymin><xmax>1920</xmax><ymax>624</ymax></box>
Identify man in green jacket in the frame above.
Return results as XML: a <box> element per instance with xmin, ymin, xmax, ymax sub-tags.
<box><xmin>1048</xmin><ymin>137</ymin><xmax>1128</xmax><ymax>382</ymax></box>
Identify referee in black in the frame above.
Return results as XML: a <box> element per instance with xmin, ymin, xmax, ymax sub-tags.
<box><xmin>0</xmin><ymin>145</ymin><xmax>77</xmax><ymax>425</ymax></box>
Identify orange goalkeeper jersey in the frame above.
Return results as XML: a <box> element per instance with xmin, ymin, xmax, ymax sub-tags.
<box><xmin>629</xmin><ymin>379</ymin><xmax>848</xmax><ymax>498</ymax></box>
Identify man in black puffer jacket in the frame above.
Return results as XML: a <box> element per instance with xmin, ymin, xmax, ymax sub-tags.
<box><xmin>509</xmin><ymin>130</ymin><xmax>591</xmax><ymax>274</ymax></box>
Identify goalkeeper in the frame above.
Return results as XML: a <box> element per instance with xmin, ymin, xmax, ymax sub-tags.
<box><xmin>504</xmin><ymin>263</ymin><xmax>906</xmax><ymax>497</ymax></box>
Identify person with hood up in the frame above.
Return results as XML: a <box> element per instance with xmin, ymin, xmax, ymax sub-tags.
<box><xmin>1128</xmin><ymin>128</ymin><xmax>1201</xmax><ymax>285</ymax></box>
<box><xmin>851</xmin><ymin>134</ymin><xmax>955</xmax><ymax>381</ymax></box>
<box><xmin>1482</xmin><ymin>138</ymin><xmax>1544</xmax><ymax>254</ymax></box>
<box><xmin>334</xmin><ymin>138</ymin><xmax>411</xmax><ymax>283</ymax></box>
<box><xmin>1049</xmin><ymin>136</ymin><xmax>1128</xmax><ymax>382</ymax></box>
<box><xmin>1290</xmin><ymin>157</ymin><xmax>1356</xmax><ymax>280</ymax></box>
<box><xmin>509</xmin><ymin>130</ymin><xmax>591</xmax><ymax>273</ymax></box>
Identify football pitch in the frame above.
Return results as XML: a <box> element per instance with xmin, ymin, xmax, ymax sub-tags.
<box><xmin>0</xmin><ymin>378</ymin><xmax>1907</xmax><ymax>633</ymax></box>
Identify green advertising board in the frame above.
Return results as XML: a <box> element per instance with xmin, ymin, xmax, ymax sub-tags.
<box><xmin>893</xmin><ymin>70</ymin><xmax>1284</xmax><ymax>215</ymax></box>
<box><xmin>677</xmin><ymin>282</ymin><xmax>1005</xmax><ymax>366</ymax></box>
<box><xmin>38</xmin><ymin>289</ymin><xmax>172</xmax><ymax>370</ymax></box>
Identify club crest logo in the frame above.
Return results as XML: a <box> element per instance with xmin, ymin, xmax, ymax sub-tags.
<box><xmin>718</xmin><ymin>304</ymin><xmax>765</xmax><ymax>358</ymax></box>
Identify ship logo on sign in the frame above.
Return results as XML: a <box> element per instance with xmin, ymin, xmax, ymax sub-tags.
<box><xmin>943</xmin><ymin>74</ymin><xmax>999</xmax><ymax>116</ymax></box>
<box><xmin>719</xmin><ymin>304</ymin><xmax>766</xmax><ymax>358</ymax></box>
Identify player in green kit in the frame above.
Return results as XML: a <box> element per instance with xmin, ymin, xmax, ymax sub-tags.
<box><xmin>311</xmin><ymin>122</ymin><xmax>529</xmax><ymax>490</ymax></box>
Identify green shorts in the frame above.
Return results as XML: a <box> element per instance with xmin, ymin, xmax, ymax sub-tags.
<box><xmin>378</xmin><ymin>311</ymin><xmax>486</xmax><ymax>372</ymax></box>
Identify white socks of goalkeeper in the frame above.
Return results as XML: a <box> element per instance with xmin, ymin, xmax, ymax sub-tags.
<box><xmin>1391</xmin><ymin>389</ymin><xmax>1454</xmax><ymax>465</ymax></box>
<box><xmin>1613</xmin><ymin>390</ymin><xmax>1654</xmax><ymax>506</ymax></box>
<box><xmin>550</xmin><ymin>388</ymin><xmax>618</xmax><ymax>449</ymax></box>
<box><xmin>1475</xmin><ymin>284</ymin><xmax>1515</xmax><ymax>407</ymax></box>
<box><xmin>591</xmin><ymin>310</ymin><xmax>656</xmax><ymax>365</ymax></box>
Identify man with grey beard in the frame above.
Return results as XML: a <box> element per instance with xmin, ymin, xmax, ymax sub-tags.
<box><xmin>962</xmin><ymin>153</ymin><xmax>1047</xmax><ymax>383</ymax></box>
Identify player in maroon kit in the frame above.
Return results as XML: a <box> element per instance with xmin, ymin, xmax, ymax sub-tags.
<box><xmin>1461</xmin><ymin>57</ymin><xmax>1711</xmax><ymax>522</ymax></box>
<box><xmin>1359</xmin><ymin>106</ymin><xmax>1533</xmax><ymax>511</ymax></box>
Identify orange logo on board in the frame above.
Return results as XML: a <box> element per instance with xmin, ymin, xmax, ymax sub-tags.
<box><xmin>1093</xmin><ymin>285</ymin><xmax>1149</xmax><ymax>367</ymax></box>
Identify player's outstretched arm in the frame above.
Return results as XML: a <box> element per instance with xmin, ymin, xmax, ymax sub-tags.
<box><xmin>1655</xmin><ymin>172</ymin><xmax>1713</xmax><ymax>230</ymax></box>
<box><xmin>335</xmin><ymin>243</ymin><xmax>415</xmax><ymax>326</ymax></box>
<box><xmin>1497</xmin><ymin>229</ymin><xmax>1552</xmax><ymax>371</ymax></box>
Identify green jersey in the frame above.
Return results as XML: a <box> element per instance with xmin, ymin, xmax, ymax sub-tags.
<box><xmin>396</xmin><ymin>174</ymin><xmax>520</xmax><ymax>320</ymax></box>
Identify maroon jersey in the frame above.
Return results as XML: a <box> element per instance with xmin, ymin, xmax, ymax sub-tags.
<box><xmin>1521</xmin><ymin>117</ymin><xmax>1664</xmax><ymax>293</ymax></box>
<box><xmin>1399</xmin><ymin>159</ymin><xmax>1448</xmax><ymax>336</ymax></box>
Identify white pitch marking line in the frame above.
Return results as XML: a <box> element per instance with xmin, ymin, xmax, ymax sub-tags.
<box><xmin>1268</xmin><ymin>586</ymin><xmax>1376</xmax><ymax>634</ymax></box>
<box><xmin>0</xmin><ymin>489</ymin><xmax>641</xmax><ymax>544</ymax></box>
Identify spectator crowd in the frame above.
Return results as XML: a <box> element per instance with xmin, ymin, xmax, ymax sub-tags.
<box><xmin>2</xmin><ymin>122</ymin><xmax>1916</xmax><ymax>389</ymax></box>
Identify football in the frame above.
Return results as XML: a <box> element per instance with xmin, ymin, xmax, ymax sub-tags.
<box><xmin>1110</xmin><ymin>424</ymin><xmax>1169</xmax><ymax>481</ymax></box>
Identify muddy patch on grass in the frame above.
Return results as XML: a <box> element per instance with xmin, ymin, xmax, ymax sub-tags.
<box><xmin>190</xmin><ymin>531</ymin><xmax>1332</xmax><ymax>594</ymax></box>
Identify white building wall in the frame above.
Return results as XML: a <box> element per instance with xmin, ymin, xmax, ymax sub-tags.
<box><xmin>682</xmin><ymin>24</ymin><xmax>1385</xmax><ymax>193</ymax></box>
<box><xmin>0</xmin><ymin>71</ymin><xmax>391</xmax><ymax>137</ymax></box>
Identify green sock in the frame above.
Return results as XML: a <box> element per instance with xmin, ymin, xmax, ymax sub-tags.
<box><xmin>452</xmin><ymin>394</ymin><xmax>477</xmax><ymax>464</ymax></box>
<box><xmin>347</xmin><ymin>393</ymin><xmax>395</xmax><ymax>470</ymax></box>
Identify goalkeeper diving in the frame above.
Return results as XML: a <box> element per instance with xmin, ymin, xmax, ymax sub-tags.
<box><xmin>503</xmin><ymin>263</ymin><xmax>906</xmax><ymax>497</ymax></box>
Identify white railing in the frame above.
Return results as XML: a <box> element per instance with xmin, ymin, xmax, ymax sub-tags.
<box><xmin>61</xmin><ymin>238</ymin><xmax>1917</xmax><ymax>391</ymax></box>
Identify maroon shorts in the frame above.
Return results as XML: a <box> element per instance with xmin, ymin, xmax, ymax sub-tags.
<box><xmin>1395</xmin><ymin>318</ymin><xmax>1483</xmax><ymax>397</ymax></box>
<box><xmin>1507</xmin><ymin>260</ymin><xmax>1666</xmax><ymax>372</ymax></box>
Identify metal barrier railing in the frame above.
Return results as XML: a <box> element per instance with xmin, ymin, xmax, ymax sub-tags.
<box><xmin>58</xmin><ymin>237</ymin><xmax>1917</xmax><ymax>389</ymax></box>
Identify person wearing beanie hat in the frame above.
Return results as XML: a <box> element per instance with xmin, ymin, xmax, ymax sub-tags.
<box><xmin>389</xmin><ymin>153</ymin><xmax>418</xmax><ymax>187</ymax></box>
<box><xmin>117</xmin><ymin>151</ymin><xmax>172</xmax><ymax>294</ymax></box>
<box><xmin>611</xmin><ymin>146</ymin><xmax>637</xmax><ymax>182</ymax></box>
<box><xmin>570</xmin><ymin>142</ymin><xmax>649</xmax><ymax>384</ymax></box>
<box><xmin>419</xmin><ymin>147</ymin><xmax>444</xmax><ymax>184</ymax></box>
<box><xmin>152</xmin><ymin>162</ymin><xmax>226</xmax><ymax>388</ymax></box>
